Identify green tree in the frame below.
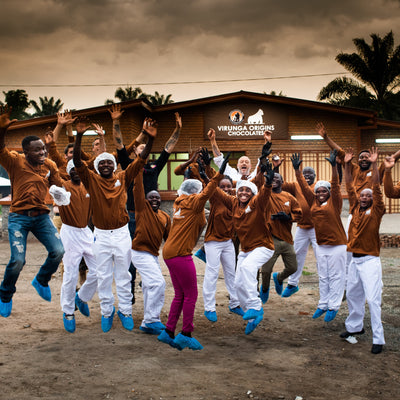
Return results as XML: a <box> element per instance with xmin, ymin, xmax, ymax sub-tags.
<box><xmin>1</xmin><ymin>89</ymin><xmax>31</xmax><ymax>120</ymax></box>
<box><xmin>30</xmin><ymin>96</ymin><xmax>64</xmax><ymax>117</ymax></box>
<box><xmin>318</xmin><ymin>31</ymin><xmax>400</xmax><ymax>120</ymax></box>
<box><xmin>105</xmin><ymin>86</ymin><xmax>148</xmax><ymax>104</ymax></box>
<box><xmin>147</xmin><ymin>91</ymin><xmax>173</xmax><ymax>105</ymax></box>
<box><xmin>105</xmin><ymin>86</ymin><xmax>173</xmax><ymax>105</ymax></box>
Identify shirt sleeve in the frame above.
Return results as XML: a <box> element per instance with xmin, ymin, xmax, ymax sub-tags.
<box><xmin>133</xmin><ymin>169</ymin><xmax>145</xmax><ymax>212</ymax></box>
<box><xmin>124</xmin><ymin>156</ymin><xmax>146</xmax><ymax>188</ymax></box>
<box><xmin>153</xmin><ymin>149</ymin><xmax>170</xmax><ymax>176</ymax></box>
<box><xmin>117</xmin><ymin>146</ymin><xmax>134</xmax><ymax>171</ymax></box>
<box><xmin>383</xmin><ymin>169</ymin><xmax>400</xmax><ymax>198</ymax></box>
<box><xmin>295</xmin><ymin>170</ymin><xmax>314</xmax><ymax>207</ymax></box>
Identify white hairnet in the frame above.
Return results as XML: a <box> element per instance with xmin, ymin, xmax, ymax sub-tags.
<box><xmin>94</xmin><ymin>152</ymin><xmax>117</xmax><ymax>175</ymax></box>
<box><xmin>314</xmin><ymin>180</ymin><xmax>331</xmax><ymax>193</ymax></box>
<box><xmin>66</xmin><ymin>159</ymin><xmax>75</xmax><ymax>175</ymax></box>
<box><xmin>236</xmin><ymin>180</ymin><xmax>258</xmax><ymax>196</ymax></box>
<box><xmin>177</xmin><ymin>179</ymin><xmax>203</xmax><ymax>196</ymax></box>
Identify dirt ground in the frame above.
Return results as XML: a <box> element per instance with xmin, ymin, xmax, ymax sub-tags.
<box><xmin>0</xmin><ymin>238</ymin><xmax>399</xmax><ymax>400</ymax></box>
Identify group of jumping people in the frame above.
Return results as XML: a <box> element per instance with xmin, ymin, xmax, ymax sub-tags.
<box><xmin>0</xmin><ymin>104</ymin><xmax>399</xmax><ymax>354</ymax></box>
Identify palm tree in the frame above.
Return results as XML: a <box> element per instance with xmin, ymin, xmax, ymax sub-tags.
<box><xmin>318</xmin><ymin>31</ymin><xmax>400</xmax><ymax>120</ymax></box>
<box><xmin>1</xmin><ymin>89</ymin><xmax>31</xmax><ymax>120</ymax></box>
<box><xmin>105</xmin><ymin>86</ymin><xmax>149</xmax><ymax>104</ymax></box>
<box><xmin>30</xmin><ymin>96</ymin><xmax>64</xmax><ymax>117</ymax></box>
<box><xmin>147</xmin><ymin>91</ymin><xmax>174</xmax><ymax>105</ymax></box>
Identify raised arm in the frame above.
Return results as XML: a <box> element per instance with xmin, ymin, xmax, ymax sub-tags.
<box><xmin>344</xmin><ymin>147</ymin><xmax>357</xmax><ymax>207</ymax></box>
<box><xmin>53</xmin><ymin>111</ymin><xmax>77</xmax><ymax>143</ymax></box>
<box><xmin>174</xmin><ymin>148</ymin><xmax>201</xmax><ymax>176</ymax></box>
<box><xmin>72</xmin><ymin>117</ymin><xmax>92</xmax><ymax>169</ymax></box>
<box><xmin>164</xmin><ymin>112</ymin><xmax>182</xmax><ymax>153</ymax></box>
<box><xmin>0</xmin><ymin>106</ymin><xmax>17</xmax><ymax>149</ymax></box>
<box><xmin>138</xmin><ymin>118</ymin><xmax>157</xmax><ymax>160</ymax></box>
<box><xmin>368</xmin><ymin>146</ymin><xmax>380</xmax><ymax>185</ymax></box>
<box><xmin>383</xmin><ymin>155</ymin><xmax>400</xmax><ymax>198</ymax></box>
<box><xmin>316</xmin><ymin>122</ymin><xmax>342</xmax><ymax>152</ymax></box>
<box><xmin>94</xmin><ymin>123</ymin><xmax>106</xmax><ymax>154</ymax></box>
<box><xmin>108</xmin><ymin>103</ymin><xmax>125</xmax><ymax>150</ymax></box>
<box><xmin>207</xmin><ymin>128</ymin><xmax>222</xmax><ymax>158</ymax></box>
<box><xmin>291</xmin><ymin>153</ymin><xmax>314</xmax><ymax>207</ymax></box>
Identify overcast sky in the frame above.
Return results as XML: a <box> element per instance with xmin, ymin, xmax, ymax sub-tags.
<box><xmin>1</xmin><ymin>0</ymin><xmax>399</xmax><ymax>112</ymax></box>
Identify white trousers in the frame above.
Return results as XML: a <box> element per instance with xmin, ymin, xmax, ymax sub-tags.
<box><xmin>345</xmin><ymin>255</ymin><xmax>385</xmax><ymax>345</ymax></box>
<box><xmin>235</xmin><ymin>247</ymin><xmax>274</xmax><ymax>312</ymax></box>
<box><xmin>93</xmin><ymin>224</ymin><xmax>132</xmax><ymax>317</ymax></box>
<box><xmin>203</xmin><ymin>240</ymin><xmax>240</xmax><ymax>311</ymax></box>
<box><xmin>288</xmin><ymin>227</ymin><xmax>318</xmax><ymax>286</ymax></box>
<box><xmin>131</xmin><ymin>249</ymin><xmax>165</xmax><ymax>327</ymax></box>
<box><xmin>316</xmin><ymin>244</ymin><xmax>347</xmax><ymax>311</ymax></box>
<box><xmin>60</xmin><ymin>224</ymin><xmax>98</xmax><ymax>315</ymax></box>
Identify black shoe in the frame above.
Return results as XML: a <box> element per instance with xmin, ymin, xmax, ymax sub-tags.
<box><xmin>371</xmin><ymin>344</ymin><xmax>383</xmax><ymax>354</ymax></box>
<box><xmin>340</xmin><ymin>329</ymin><xmax>365</xmax><ymax>338</ymax></box>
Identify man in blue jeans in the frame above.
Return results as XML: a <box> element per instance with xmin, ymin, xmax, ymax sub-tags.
<box><xmin>0</xmin><ymin>106</ymin><xmax>65</xmax><ymax>318</ymax></box>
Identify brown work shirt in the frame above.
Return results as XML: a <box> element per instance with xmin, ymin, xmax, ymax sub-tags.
<box><xmin>76</xmin><ymin>156</ymin><xmax>145</xmax><ymax>230</ymax></box>
<box><xmin>132</xmin><ymin>170</ymin><xmax>171</xmax><ymax>256</ymax></box>
<box><xmin>0</xmin><ymin>147</ymin><xmax>62</xmax><ymax>214</ymax></box>
<box><xmin>162</xmin><ymin>173</ymin><xmax>223</xmax><ymax>260</ymax></box>
<box><xmin>282</xmin><ymin>181</ymin><xmax>315</xmax><ymax>229</ymax></box>
<box><xmin>346</xmin><ymin>182</ymin><xmax>385</xmax><ymax>256</ymax></box>
<box><xmin>204</xmin><ymin>187</ymin><xmax>235</xmax><ymax>242</ymax></box>
<box><xmin>383</xmin><ymin>169</ymin><xmax>400</xmax><ymax>199</ymax></box>
<box><xmin>268</xmin><ymin>190</ymin><xmax>302</xmax><ymax>244</ymax></box>
<box><xmin>59</xmin><ymin>180</ymin><xmax>91</xmax><ymax>228</ymax></box>
<box><xmin>296</xmin><ymin>171</ymin><xmax>347</xmax><ymax>246</ymax></box>
<box><xmin>218</xmin><ymin>185</ymin><xmax>274</xmax><ymax>253</ymax></box>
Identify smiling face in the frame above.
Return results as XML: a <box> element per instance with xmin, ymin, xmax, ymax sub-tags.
<box><xmin>272</xmin><ymin>173</ymin><xmax>283</xmax><ymax>192</ymax></box>
<box><xmin>302</xmin><ymin>167</ymin><xmax>316</xmax><ymax>185</ymax></box>
<box><xmin>237</xmin><ymin>186</ymin><xmax>254</xmax><ymax>206</ymax></box>
<box><xmin>92</xmin><ymin>138</ymin><xmax>102</xmax><ymax>157</ymax></box>
<box><xmin>237</xmin><ymin>156</ymin><xmax>251</xmax><ymax>176</ymax></box>
<box><xmin>315</xmin><ymin>186</ymin><xmax>330</xmax><ymax>204</ymax></box>
<box><xmin>24</xmin><ymin>139</ymin><xmax>46</xmax><ymax>166</ymax></box>
<box><xmin>359</xmin><ymin>188</ymin><xmax>373</xmax><ymax>210</ymax></box>
<box><xmin>219</xmin><ymin>178</ymin><xmax>233</xmax><ymax>194</ymax></box>
<box><xmin>358</xmin><ymin>151</ymin><xmax>371</xmax><ymax>171</ymax></box>
<box><xmin>146</xmin><ymin>190</ymin><xmax>161</xmax><ymax>212</ymax></box>
<box><xmin>98</xmin><ymin>159</ymin><xmax>115</xmax><ymax>178</ymax></box>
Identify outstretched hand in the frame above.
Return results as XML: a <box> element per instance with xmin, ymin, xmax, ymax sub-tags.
<box><xmin>290</xmin><ymin>153</ymin><xmax>302</xmax><ymax>170</ymax></box>
<box><xmin>175</xmin><ymin>112</ymin><xmax>182</xmax><ymax>128</ymax></box>
<box><xmin>142</xmin><ymin>117</ymin><xmax>157</xmax><ymax>138</ymax></box>
<box><xmin>344</xmin><ymin>147</ymin><xmax>354</xmax><ymax>163</ymax></box>
<box><xmin>200</xmin><ymin>147</ymin><xmax>212</xmax><ymax>166</ymax></box>
<box><xmin>261</xmin><ymin>141</ymin><xmax>272</xmax><ymax>159</ymax></box>
<box><xmin>207</xmin><ymin>128</ymin><xmax>216</xmax><ymax>141</ymax></box>
<box><xmin>108</xmin><ymin>104</ymin><xmax>124</xmax><ymax>121</ymax></box>
<box><xmin>0</xmin><ymin>105</ymin><xmax>17</xmax><ymax>130</ymax></box>
<box><xmin>384</xmin><ymin>155</ymin><xmax>395</xmax><ymax>170</ymax></box>
<box><xmin>219</xmin><ymin>152</ymin><xmax>231</xmax><ymax>174</ymax></box>
<box><xmin>368</xmin><ymin>146</ymin><xmax>379</xmax><ymax>163</ymax></box>
<box><xmin>57</xmin><ymin>111</ymin><xmax>76</xmax><ymax>126</ymax></box>
<box><xmin>44</xmin><ymin>129</ymin><xmax>54</xmax><ymax>145</ymax></box>
<box><xmin>316</xmin><ymin>122</ymin><xmax>327</xmax><ymax>138</ymax></box>
<box><xmin>75</xmin><ymin>117</ymin><xmax>92</xmax><ymax>136</ymax></box>
<box><xmin>325</xmin><ymin>149</ymin><xmax>338</xmax><ymax>167</ymax></box>
<box><xmin>264</xmin><ymin>160</ymin><xmax>274</xmax><ymax>185</ymax></box>
<box><xmin>92</xmin><ymin>123</ymin><xmax>105</xmax><ymax>136</ymax></box>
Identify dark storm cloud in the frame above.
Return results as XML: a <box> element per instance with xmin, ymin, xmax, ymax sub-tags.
<box><xmin>2</xmin><ymin>0</ymin><xmax>399</xmax><ymax>57</ymax></box>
